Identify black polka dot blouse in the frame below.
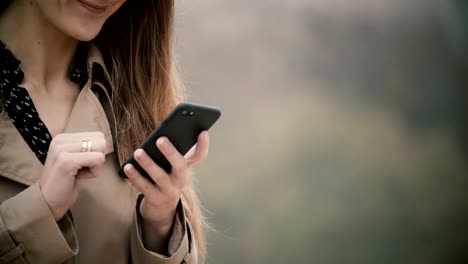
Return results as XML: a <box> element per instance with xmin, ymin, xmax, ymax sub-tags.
<box><xmin>0</xmin><ymin>40</ymin><xmax>88</xmax><ymax>164</ymax></box>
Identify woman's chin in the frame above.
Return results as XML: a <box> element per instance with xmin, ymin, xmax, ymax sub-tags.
<box><xmin>68</xmin><ymin>27</ymin><xmax>101</xmax><ymax>42</ymax></box>
<box><xmin>74</xmin><ymin>33</ymin><xmax>99</xmax><ymax>42</ymax></box>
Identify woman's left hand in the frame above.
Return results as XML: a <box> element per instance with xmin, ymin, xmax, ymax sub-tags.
<box><xmin>123</xmin><ymin>131</ymin><xmax>209</xmax><ymax>252</ymax></box>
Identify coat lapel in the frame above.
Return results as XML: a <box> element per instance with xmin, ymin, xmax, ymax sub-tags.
<box><xmin>62</xmin><ymin>84</ymin><xmax>114</xmax><ymax>155</ymax></box>
<box><xmin>0</xmin><ymin>110</ymin><xmax>42</xmax><ymax>186</ymax></box>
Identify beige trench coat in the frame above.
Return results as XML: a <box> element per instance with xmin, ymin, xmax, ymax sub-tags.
<box><xmin>0</xmin><ymin>44</ymin><xmax>196</xmax><ymax>264</ymax></box>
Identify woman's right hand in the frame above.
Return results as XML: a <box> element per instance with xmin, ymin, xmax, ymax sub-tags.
<box><xmin>39</xmin><ymin>132</ymin><xmax>107</xmax><ymax>221</ymax></box>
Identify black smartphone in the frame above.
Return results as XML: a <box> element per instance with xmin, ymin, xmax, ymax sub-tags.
<box><xmin>118</xmin><ymin>102</ymin><xmax>221</xmax><ymax>183</ymax></box>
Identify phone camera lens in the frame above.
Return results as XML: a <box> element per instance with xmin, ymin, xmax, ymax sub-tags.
<box><xmin>189</xmin><ymin>112</ymin><xmax>195</xmax><ymax>116</ymax></box>
<box><xmin>182</xmin><ymin>111</ymin><xmax>188</xmax><ymax>115</ymax></box>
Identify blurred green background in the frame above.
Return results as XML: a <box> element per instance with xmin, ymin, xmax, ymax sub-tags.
<box><xmin>175</xmin><ymin>1</ymin><xmax>468</xmax><ymax>263</ymax></box>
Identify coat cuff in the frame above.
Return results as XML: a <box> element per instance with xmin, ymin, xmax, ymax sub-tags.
<box><xmin>0</xmin><ymin>183</ymin><xmax>78</xmax><ymax>263</ymax></box>
<box><xmin>130</xmin><ymin>194</ymin><xmax>196</xmax><ymax>264</ymax></box>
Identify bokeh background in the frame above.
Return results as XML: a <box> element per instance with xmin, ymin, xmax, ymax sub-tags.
<box><xmin>174</xmin><ymin>1</ymin><xmax>468</xmax><ymax>263</ymax></box>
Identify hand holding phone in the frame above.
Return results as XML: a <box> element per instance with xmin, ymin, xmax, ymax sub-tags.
<box><xmin>119</xmin><ymin>102</ymin><xmax>221</xmax><ymax>183</ymax></box>
<box><xmin>121</xmin><ymin>103</ymin><xmax>220</xmax><ymax>239</ymax></box>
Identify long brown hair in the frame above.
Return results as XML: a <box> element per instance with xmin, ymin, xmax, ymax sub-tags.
<box><xmin>96</xmin><ymin>1</ymin><xmax>207</xmax><ymax>261</ymax></box>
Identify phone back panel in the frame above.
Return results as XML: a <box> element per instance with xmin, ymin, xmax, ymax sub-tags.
<box><xmin>119</xmin><ymin>103</ymin><xmax>221</xmax><ymax>182</ymax></box>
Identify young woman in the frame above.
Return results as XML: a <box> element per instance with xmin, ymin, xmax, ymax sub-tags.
<box><xmin>0</xmin><ymin>0</ymin><xmax>207</xmax><ymax>263</ymax></box>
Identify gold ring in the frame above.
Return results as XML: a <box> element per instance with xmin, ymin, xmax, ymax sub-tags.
<box><xmin>81</xmin><ymin>140</ymin><xmax>88</xmax><ymax>152</ymax></box>
<box><xmin>86</xmin><ymin>140</ymin><xmax>92</xmax><ymax>152</ymax></box>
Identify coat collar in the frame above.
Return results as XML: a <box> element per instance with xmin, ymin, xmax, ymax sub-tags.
<box><xmin>0</xmin><ymin>43</ymin><xmax>119</xmax><ymax>186</ymax></box>
<box><xmin>85</xmin><ymin>43</ymin><xmax>122</xmax><ymax>165</ymax></box>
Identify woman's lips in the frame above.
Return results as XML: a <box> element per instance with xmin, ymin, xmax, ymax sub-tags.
<box><xmin>77</xmin><ymin>0</ymin><xmax>108</xmax><ymax>15</ymax></box>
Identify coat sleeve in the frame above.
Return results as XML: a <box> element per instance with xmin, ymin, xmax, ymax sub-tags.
<box><xmin>130</xmin><ymin>194</ymin><xmax>197</xmax><ymax>264</ymax></box>
<box><xmin>0</xmin><ymin>183</ymin><xmax>78</xmax><ymax>264</ymax></box>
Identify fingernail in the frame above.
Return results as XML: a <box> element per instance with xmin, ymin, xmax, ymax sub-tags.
<box><xmin>134</xmin><ymin>149</ymin><xmax>144</xmax><ymax>159</ymax></box>
<box><xmin>157</xmin><ymin>137</ymin><xmax>166</xmax><ymax>146</ymax></box>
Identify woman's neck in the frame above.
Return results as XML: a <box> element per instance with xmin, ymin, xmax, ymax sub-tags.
<box><xmin>0</xmin><ymin>1</ymin><xmax>78</xmax><ymax>90</ymax></box>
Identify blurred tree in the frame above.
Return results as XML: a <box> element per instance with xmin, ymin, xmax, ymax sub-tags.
<box><xmin>176</xmin><ymin>1</ymin><xmax>468</xmax><ymax>263</ymax></box>
<box><xmin>452</xmin><ymin>0</ymin><xmax>468</xmax><ymax>157</ymax></box>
